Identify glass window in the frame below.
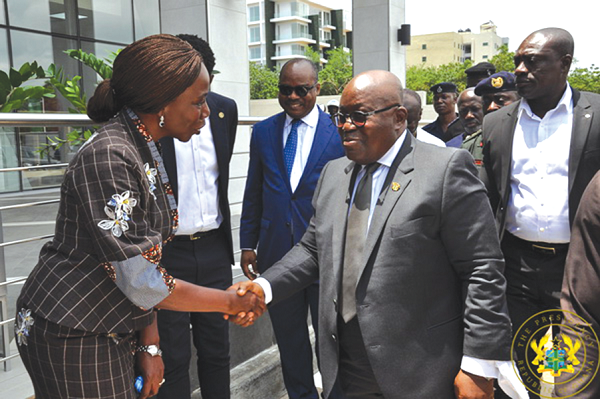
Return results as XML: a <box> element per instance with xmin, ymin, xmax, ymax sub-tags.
<box><xmin>0</xmin><ymin>127</ymin><xmax>20</xmax><ymax>193</ymax></box>
<box><xmin>7</xmin><ymin>0</ymin><xmax>78</xmax><ymax>36</ymax></box>
<box><xmin>0</xmin><ymin>29</ymin><xmax>9</xmax><ymax>72</ymax></box>
<box><xmin>482</xmin><ymin>55</ymin><xmax>488</xmax><ymax>59</ymax></box>
<box><xmin>248</xmin><ymin>5</ymin><xmax>260</xmax><ymax>22</ymax></box>
<box><xmin>421</xmin><ymin>44</ymin><xmax>426</xmax><ymax>50</ymax></box>
<box><xmin>10</xmin><ymin>31</ymin><xmax>79</xmax><ymax>112</ymax></box>
<box><xmin>0</xmin><ymin>2</ymin><xmax>5</xmax><ymax>24</ymax></box>
<box><xmin>249</xmin><ymin>26</ymin><xmax>260</xmax><ymax>43</ymax></box>
<box><xmin>133</xmin><ymin>0</ymin><xmax>160</xmax><ymax>40</ymax></box>
<box><xmin>483</xmin><ymin>42</ymin><xmax>489</xmax><ymax>46</ymax></box>
<box><xmin>422</xmin><ymin>56</ymin><xmax>427</xmax><ymax>62</ymax></box>
<box><xmin>80</xmin><ymin>41</ymin><xmax>123</xmax><ymax>99</ymax></box>
<box><xmin>78</xmin><ymin>0</ymin><xmax>133</xmax><ymax>43</ymax></box>
<box><xmin>249</xmin><ymin>46</ymin><xmax>261</xmax><ymax>60</ymax></box>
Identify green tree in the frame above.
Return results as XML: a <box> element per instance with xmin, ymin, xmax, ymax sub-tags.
<box><xmin>319</xmin><ymin>47</ymin><xmax>352</xmax><ymax>95</ymax></box>
<box><xmin>303</xmin><ymin>47</ymin><xmax>321</xmax><ymax>65</ymax></box>
<box><xmin>0</xmin><ymin>62</ymin><xmax>56</xmax><ymax>112</ymax></box>
<box><xmin>568</xmin><ymin>64</ymin><xmax>600</xmax><ymax>94</ymax></box>
<box><xmin>490</xmin><ymin>45</ymin><xmax>515</xmax><ymax>73</ymax></box>
<box><xmin>406</xmin><ymin>59</ymin><xmax>472</xmax><ymax>103</ymax></box>
<box><xmin>249</xmin><ymin>62</ymin><xmax>279</xmax><ymax>99</ymax></box>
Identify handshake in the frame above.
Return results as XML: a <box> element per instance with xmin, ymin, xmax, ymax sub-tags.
<box><xmin>222</xmin><ymin>281</ymin><xmax>267</xmax><ymax>327</ymax></box>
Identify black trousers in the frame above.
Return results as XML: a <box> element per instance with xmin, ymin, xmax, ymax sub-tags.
<box><xmin>497</xmin><ymin>232</ymin><xmax>567</xmax><ymax>399</ymax></box>
<box><xmin>337</xmin><ymin>316</ymin><xmax>384</xmax><ymax>399</ymax></box>
<box><xmin>157</xmin><ymin>228</ymin><xmax>232</xmax><ymax>399</ymax></box>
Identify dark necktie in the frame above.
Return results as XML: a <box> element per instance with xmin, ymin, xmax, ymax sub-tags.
<box><xmin>341</xmin><ymin>162</ymin><xmax>380</xmax><ymax>322</ymax></box>
<box><xmin>284</xmin><ymin>119</ymin><xmax>301</xmax><ymax>177</ymax></box>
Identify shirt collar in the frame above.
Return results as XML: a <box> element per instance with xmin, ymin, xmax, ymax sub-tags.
<box><xmin>375</xmin><ymin>129</ymin><xmax>408</xmax><ymax>168</ymax></box>
<box><xmin>285</xmin><ymin>104</ymin><xmax>320</xmax><ymax>129</ymax></box>
<box><xmin>519</xmin><ymin>85</ymin><xmax>573</xmax><ymax>120</ymax></box>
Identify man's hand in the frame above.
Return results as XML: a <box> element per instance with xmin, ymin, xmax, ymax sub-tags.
<box><xmin>241</xmin><ymin>250</ymin><xmax>259</xmax><ymax>280</ymax></box>
<box><xmin>136</xmin><ymin>351</ymin><xmax>164</xmax><ymax>399</ymax></box>
<box><xmin>454</xmin><ymin>370</ymin><xmax>494</xmax><ymax>399</ymax></box>
<box><xmin>223</xmin><ymin>281</ymin><xmax>266</xmax><ymax>327</ymax></box>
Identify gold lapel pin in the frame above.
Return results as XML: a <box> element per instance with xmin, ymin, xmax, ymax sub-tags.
<box><xmin>391</xmin><ymin>182</ymin><xmax>401</xmax><ymax>191</ymax></box>
<box><xmin>218</xmin><ymin>112</ymin><xmax>225</xmax><ymax>119</ymax></box>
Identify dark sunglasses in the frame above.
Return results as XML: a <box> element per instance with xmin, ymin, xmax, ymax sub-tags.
<box><xmin>278</xmin><ymin>83</ymin><xmax>317</xmax><ymax>97</ymax></box>
<box><xmin>331</xmin><ymin>104</ymin><xmax>401</xmax><ymax>128</ymax></box>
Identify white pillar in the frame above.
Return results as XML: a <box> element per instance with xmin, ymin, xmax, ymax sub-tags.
<box><xmin>352</xmin><ymin>0</ymin><xmax>406</xmax><ymax>86</ymax></box>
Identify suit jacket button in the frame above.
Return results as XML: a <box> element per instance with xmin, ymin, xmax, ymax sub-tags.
<box><xmin>333</xmin><ymin>299</ymin><xmax>337</xmax><ymax>311</ymax></box>
<box><xmin>286</xmin><ymin>222</ymin><xmax>291</xmax><ymax>227</ymax></box>
<box><xmin>332</xmin><ymin>334</ymin><xmax>337</xmax><ymax>341</ymax></box>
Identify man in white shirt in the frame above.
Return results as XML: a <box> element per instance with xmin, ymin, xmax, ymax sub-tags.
<box><xmin>157</xmin><ymin>35</ymin><xmax>238</xmax><ymax>399</ymax></box>
<box><xmin>240</xmin><ymin>58</ymin><xmax>345</xmax><ymax>399</ymax></box>
<box><xmin>480</xmin><ymin>28</ymin><xmax>600</xmax><ymax>398</ymax></box>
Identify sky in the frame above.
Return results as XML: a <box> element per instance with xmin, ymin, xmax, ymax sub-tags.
<box><xmin>407</xmin><ymin>0</ymin><xmax>595</xmax><ymax>69</ymax></box>
<box><xmin>322</xmin><ymin>0</ymin><xmax>595</xmax><ymax>69</ymax></box>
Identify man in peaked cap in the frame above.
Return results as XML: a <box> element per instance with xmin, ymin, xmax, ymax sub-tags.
<box><xmin>465</xmin><ymin>61</ymin><xmax>496</xmax><ymax>88</ymax></box>
<box><xmin>461</xmin><ymin>72</ymin><xmax>520</xmax><ymax>170</ymax></box>
<box><xmin>327</xmin><ymin>99</ymin><xmax>340</xmax><ymax>115</ymax></box>
<box><xmin>422</xmin><ymin>82</ymin><xmax>460</xmax><ymax>142</ymax></box>
<box><xmin>474</xmin><ymin>71</ymin><xmax>520</xmax><ymax>115</ymax></box>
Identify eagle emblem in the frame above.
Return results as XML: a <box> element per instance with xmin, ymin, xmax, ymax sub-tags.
<box><xmin>491</xmin><ymin>77</ymin><xmax>504</xmax><ymax>88</ymax></box>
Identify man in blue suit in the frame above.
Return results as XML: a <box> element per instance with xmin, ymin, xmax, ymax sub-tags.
<box><xmin>240</xmin><ymin>58</ymin><xmax>344</xmax><ymax>399</ymax></box>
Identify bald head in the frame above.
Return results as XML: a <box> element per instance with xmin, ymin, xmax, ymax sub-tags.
<box><xmin>344</xmin><ymin>70</ymin><xmax>404</xmax><ymax>107</ymax></box>
<box><xmin>514</xmin><ymin>28</ymin><xmax>573</xmax><ymax>113</ymax></box>
<box><xmin>402</xmin><ymin>89</ymin><xmax>422</xmax><ymax>134</ymax></box>
<box><xmin>338</xmin><ymin>70</ymin><xmax>408</xmax><ymax>165</ymax></box>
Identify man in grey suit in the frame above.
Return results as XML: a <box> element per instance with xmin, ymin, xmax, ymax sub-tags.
<box><xmin>231</xmin><ymin>70</ymin><xmax>520</xmax><ymax>399</ymax></box>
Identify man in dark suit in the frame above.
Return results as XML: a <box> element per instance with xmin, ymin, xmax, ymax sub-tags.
<box><xmin>480</xmin><ymin>28</ymin><xmax>600</xmax><ymax>398</ymax></box>
<box><xmin>240</xmin><ymin>58</ymin><xmax>344</xmax><ymax>399</ymax></box>
<box><xmin>234</xmin><ymin>70</ymin><xmax>519</xmax><ymax>399</ymax></box>
<box><xmin>157</xmin><ymin>35</ymin><xmax>238</xmax><ymax>399</ymax></box>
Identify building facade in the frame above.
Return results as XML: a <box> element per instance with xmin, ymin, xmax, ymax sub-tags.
<box><xmin>406</xmin><ymin>21</ymin><xmax>508</xmax><ymax>67</ymax></box>
<box><xmin>0</xmin><ymin>0</ymin><xmax>249</xmax><ymax>195</ymax></box>
<box><xmin>246</xmin><ymin>0</ymin><xmax>352</xmax><ymax>69</ymax></box>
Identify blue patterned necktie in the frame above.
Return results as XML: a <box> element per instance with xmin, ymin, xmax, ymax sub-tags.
<box><xmin>284</xmin><ymin>119</ymin><xmax>301</xmax><ymax>177</ymax></box>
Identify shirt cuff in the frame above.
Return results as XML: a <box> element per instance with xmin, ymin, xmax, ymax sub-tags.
<box><xmin>253</xmin><ymin>277</ymin><xmax>273</xmax><ymax>304</ymax></box>
<box><xmin>461</xmin><ymin>356</ymin><xmax>529</xmax><ymax>399</ymax></box>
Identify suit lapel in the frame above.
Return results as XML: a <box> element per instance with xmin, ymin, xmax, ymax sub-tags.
<box><xmin>159</xmin><ymin>136</ymin><xmax>179</xmax><ymax>201</ymax></box>
<box><xmin>332</xmin><ymin>161</ymin><xmax>357</xmax><ymax>290</ymax></box>
<box><xmin>359</xmin><ymin>135</ymin><xmax>415</xmax><ymax>277</ymax></box>
<box><xmin>499</xmin><ymin>102</ymin><xmax>519</xmax><ymax>197</ymax></box>
<box><xmin>298</xmin><ymin>109</ymin><xmax>335</xmax><ymax>187</ymax></box>
<box><xmin>207</xmin><ymin>94</ymin><xmax>229</xmax><ymax>193</ymax></box>
<box><xmin>568</xmin><ymin>90</ymin><xmax>592</xmax><ymax>194</ymax></box>
<box><xmin>270</xmin><ymin>113</ymin><xmax>291</xmax><ymax>192</ymax></box>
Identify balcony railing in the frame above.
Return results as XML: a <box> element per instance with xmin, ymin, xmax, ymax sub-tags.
<box><xmin>275</xmin><ymin>32</ymin><xmax>313</xmax><ymax>41</ymax></box>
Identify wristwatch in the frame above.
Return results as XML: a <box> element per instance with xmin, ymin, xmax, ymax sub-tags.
<box><xmin>135</xmin><ymin>344</ymin><xmax>162</xmax><ymax>357</ymax></box>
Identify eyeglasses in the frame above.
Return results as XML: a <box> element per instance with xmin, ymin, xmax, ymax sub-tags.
<box><xmin>278</xmin><ymin>83</ymin><xmax>317</xmax><ymax>97</ymax></box>
<box><xmin>331</xmin><ymin>104</ymin><xmax>401</xmax><ymax>128</ymax></box>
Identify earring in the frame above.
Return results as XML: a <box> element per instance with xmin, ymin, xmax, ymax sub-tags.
<box><xmin>159</xmin><ymin>115</ymin><xmax>165</xmax><ymax>128</ymax></box>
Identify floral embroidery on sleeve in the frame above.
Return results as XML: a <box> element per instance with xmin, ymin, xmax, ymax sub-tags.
<box><xmin>98</xmin><ymin>191</ymin><xmax>137</xmax><ymax>237</ymax></box>
<box><xmin>102</xmin><ymin>262</ymin><xmax>117</xmax><ymax>281</ymax></box>
<box><xmin>14</xmin><ymin>308</ymin><xmax>34</xmax><ymax>346</ymax></box>
<box><xmin>144</xmin><ymin>163</ymin><xmax>158</xmax><ymax>200</ymax></box>
<box><xmin>141</xmin><ymin>243</ymin><xmax>162</xmax><ymax>265</ymax></box>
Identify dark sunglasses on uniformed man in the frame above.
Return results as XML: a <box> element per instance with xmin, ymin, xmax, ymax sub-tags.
<box><xmin>331</xmin><ymin>104</ymin><xmax>401</xmax><ymax>128</ymax></box>
<box><xmin>278</xmin><ymin>83</ymin><xmax>317</xmax><ymax>97</ymax></box>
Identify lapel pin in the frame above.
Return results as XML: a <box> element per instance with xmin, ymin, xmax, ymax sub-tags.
<box><xmin>391</xmin><ymin>182</ymin><xmax>401</xmax><ymax>191</ymax></box>
<box><xmin>218</xmin><ymin>112</ymin><xmax>225</xmax><ymax>119</ymax></box>
<box><xmin>585</xmin><ymin>114</ymin><xmax>591</xmax><ymax>119</ymax></box>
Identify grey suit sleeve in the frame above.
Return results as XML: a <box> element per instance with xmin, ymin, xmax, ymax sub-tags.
<box><xmin>441</xmin><ymin>150</ymin><xmax>512</xmax><ymax>360</ymax></box>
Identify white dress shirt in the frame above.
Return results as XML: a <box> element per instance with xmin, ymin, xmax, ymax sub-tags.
<box><xmin>174</xmin><ymin>117</ymin><xmax>222</xmax><ymax>235</ymax></box>
<box><xmin>282</xmin><ymin>104</ymin><xmax>320</xmax><ymax>192</ymax></box>
<box><xmin>505</xmin><ymin>86</ymin><xmax>573</xmax><ymax>243</ymax></box>
<box><xmin>415</xmin><ymin>127</ymin><xmax>446</xmax><ymax>147</ymax></box>
<box><xmin>255</xmin><ymin>131</ymin><xmax>527</xmax><ymax>398</ymax></box>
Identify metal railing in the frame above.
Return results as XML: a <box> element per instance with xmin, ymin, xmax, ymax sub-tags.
<box><xmin>0</xmin><ymin>112</ymin><xmax>264</xmax><ymax>371</ymax></box>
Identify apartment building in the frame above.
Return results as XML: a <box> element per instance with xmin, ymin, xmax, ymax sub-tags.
<box><xmin>247</xmin><ymin>0</ymin><xmax>352</xmax><ymax>69</ymax></box>
<box><xmin>407</xmin><ymin>21</ymin><xmax>508</xmax><ymax>67</ymax></box>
